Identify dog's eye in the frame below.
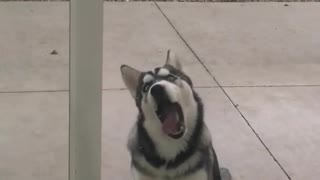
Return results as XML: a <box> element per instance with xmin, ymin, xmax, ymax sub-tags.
<box><xmin>167</xmin><ymin>74</ymin><xmax>177</xmax><ymax>82</ymax></box>
<box><xmin>143</xmin><ymin>83</ymin><xmax>151</xmax><ymax>93</ymax></box>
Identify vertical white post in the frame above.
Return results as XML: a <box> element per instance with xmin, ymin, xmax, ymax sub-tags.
<box><xmin>69</xmin><ymin>0</ymin><xmax>103</xmax><ymax>180</ymax></box>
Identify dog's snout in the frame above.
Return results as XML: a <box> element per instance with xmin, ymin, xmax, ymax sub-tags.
<box><xmin>150</xmin><ymin>84</ymin><xmax>165</xmax><ymax>98</ymax></box>
<box><xmin>150</xmin><ymin>84</ymin><xmax>170</xmax><ymax>104</ymax></box>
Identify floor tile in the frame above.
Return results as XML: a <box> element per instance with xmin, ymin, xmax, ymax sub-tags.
<box><xmin>0</xmin><ymin>88</ymin><xmax>292</xmax><ymax>180</ymax></box>
<box><xmin>0</xmin><ymin>3</ymin><xmax>69</xmax><ymax>91</ymax></box>
<box><xmin>158</xmin><ymin>3</ymin><xmax>320</xmax><ymax>86</ymax></box>
<box><xmin>102</xmin><ymin>89</ymin><xmax>288</xmax><ymax>180</ymax></box>
<box><xmin>0</xmin><ymin>2</ymin><xmax>215</xmax><ymax>92</ymax></box>
<box><xmin>0</xmin><ymin>92</ymin><xmax>68</xmax><ymax>180</ymax></box>
<box><xmin>226</xmin><ymin>87</ymin><xmax>320</xmax><ymax>180</ymax></box>
<box><xmin>103</xmin><ymin>3</ymin><xmax>215</xmax><ymax>88</ymax></box>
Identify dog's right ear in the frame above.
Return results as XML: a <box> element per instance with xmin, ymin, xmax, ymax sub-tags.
<box><xmin>120</xmin><ymin>65</ymin><xmax>141</xmax><ymax>99</ymax></box>
<box><xmin>166</xmin><ymin>49</ymin><xmax>182</xmax><ymax>71</ymax></box>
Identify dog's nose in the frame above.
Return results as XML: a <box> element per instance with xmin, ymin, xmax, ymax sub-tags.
<box><xmin>150</xmin><ymin>84</ymin><xmax>165</xmax><ymax>98</ymax></box>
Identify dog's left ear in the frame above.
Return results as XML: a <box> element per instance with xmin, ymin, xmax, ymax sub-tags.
<box><xmin>165</xmin><ymin>49</ymin><xmax>182</xmax><ymax>71</ymax></box>
<box><xmin>120</xmin><ymin>65</ymin><xmax>141</xmax><ymax>99</ymax></box>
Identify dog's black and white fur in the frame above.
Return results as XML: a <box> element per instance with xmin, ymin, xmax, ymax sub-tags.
<box><xmin>120</xmin><ymin>50</ymin><xmax>231</xmax><ymax>180</ymax></box>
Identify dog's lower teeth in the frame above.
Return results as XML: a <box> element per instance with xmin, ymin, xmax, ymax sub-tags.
<box><xmin>173</xmin><ymin>131</ymin><xmax>179</xmax><ymax>135</ymax></box>
<box><xmin>173</xmin><ymin>126</ymin><xmax>184</xmax><ymax>135</ymax></box>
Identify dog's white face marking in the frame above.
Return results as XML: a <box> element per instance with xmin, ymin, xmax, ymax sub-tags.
<box><xmin>143</xmin><ymin>74</ymin><xmax>154</xmax><ymax>84</ymax></box>
<box><xmin>146</xmin><ymin>89</ymin><xmax>158</xmax><ymax>111</ymax></box>
<box><xmin>157</xmin><ymin>68</ymin><xmax>170</xmax><ymax>77</ymax></box>
<box><xmin>150</xmin><ymin>81</ymin><xmax>178</xmax><ymax>103</ymax></box>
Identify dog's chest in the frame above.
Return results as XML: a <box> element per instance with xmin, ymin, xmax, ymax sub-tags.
<box><xmin>132</xmin><ymin>164</ymin><xmax>208</xmax><ymax>180</ymax></box>
<box><xmin>133</xmin><ymin>150</ymin><xmax>207</xmax><ymax>179</ymax></box>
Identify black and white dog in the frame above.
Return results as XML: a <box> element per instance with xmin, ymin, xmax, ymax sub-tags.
<box><xmin>120</xmin><ymin>50</ymin><xmax>231</xmax><ymax>180</ymax></box>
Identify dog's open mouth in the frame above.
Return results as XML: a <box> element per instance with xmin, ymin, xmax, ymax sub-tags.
<box><xmin>156</xmin><ymin>101</ymin><xmax>185</xmax><ymax>139</ymax></box>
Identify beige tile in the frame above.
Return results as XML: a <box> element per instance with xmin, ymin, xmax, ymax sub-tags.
<box><xmin>0</xmin><ymin>2</ymin><xmax>215</xmax><ymax>92</ymax></box>
<box><xmin>0</xmin><ymin>3</ymin><xmax>69</xmax><ymax>91</ymax></box>
<box><xmin>158</xmin><ymin>3</ymin><xmax>320</xmax><ymax>86</ymax></box>
<box><xmin>103</xmin><ymin>3</ymin><xmax>215</xmax><ymax>89</ymax></box>
<box><xmin>226</xmin><ymin>87</ymin><xmax>320</xmax><ymax>180</ymax></box>
<box><xmin>0</xmin><ymin>88</ymin><xmax>295</xmax><ymax>180</ymax></box>
<box><xmin>102</xmin><ymin>89</ymin><xmax>288</xmax><ymax>180</ymax></box>
<box><xmin>0</xmin><ymin>92</ymin><xmax>68</xmax><ymax>180</ymax></box>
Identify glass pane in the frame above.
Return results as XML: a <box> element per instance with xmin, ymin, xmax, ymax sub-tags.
<box><xmin>102</xmin><ymin>2</ymin><xmax>320</xmax><ymax>180</ymax></box>
<box><xmin>0</xmin><ymin>2</ymin><xmax>69</xmax><ymax>180</ymax></box>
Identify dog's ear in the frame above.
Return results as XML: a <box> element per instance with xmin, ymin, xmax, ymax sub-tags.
<box><xmin>120</xmin><ymin>65</ymin><xmax>141</xmax><ymax>98</ymax></box>
<box><xmin>165</xmin><ymin>49</ymin><xmax>182</xmax><ymax>71</ymax></box>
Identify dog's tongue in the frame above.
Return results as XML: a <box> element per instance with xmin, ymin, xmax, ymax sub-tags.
<box><xmin>162</xmin><ymin>109</ymin><xmax>179</xmax><ymax>135</ymax></box>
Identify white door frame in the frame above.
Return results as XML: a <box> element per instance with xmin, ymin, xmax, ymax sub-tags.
<box><xmin>69</xmin><ymin>0</ymin><xmax>104</xmax><ymax>180</ymax></box>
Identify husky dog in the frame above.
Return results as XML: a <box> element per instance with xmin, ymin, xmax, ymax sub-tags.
<box><xmin>120</xmin><ymin>50</ymin><xmax>231</xmax><ymax>180</ymax></box>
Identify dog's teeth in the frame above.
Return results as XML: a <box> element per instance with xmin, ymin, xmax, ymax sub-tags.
<box><xmin>175</xmin><ymin>129</ymin><xmax>183</xmax><ymax>135</ymax></box>
<box><xmin>174</xmin><ymin>126</ymin><xmax>184</xmax><ymax>135</ymax></box>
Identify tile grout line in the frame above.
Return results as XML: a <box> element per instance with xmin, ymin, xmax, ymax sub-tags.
<box><xmin>0</xmin><ymin>87</ymin><xmax>213</xmax><ymax>94</ymax></box>
<box><xmin>153</xmin><ymin>1</ymin><xmax>292</xmax><ymax>179</ymax></box>
<box><xmin>2</xmin><ymin>84</ymin><xmax>320</xmax><ymax>94</ymax></box>
<box><xmin>0</xmin><ymin>89</ymin><xmax>69</xmax><ymax>94</ymax></box>
<box><xmin>223</xmin><ymin>84</ymin><xmax>320</xmax><ymax>88</ymax></box>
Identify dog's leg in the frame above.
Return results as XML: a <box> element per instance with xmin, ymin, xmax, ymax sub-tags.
<box><xmin>211</xmin><ymin>146</ymin><xmax>222</xmax><ymax>180</ymax></box>
<box><xmin>220</xmin><ymin>168</ymin><xmax>232</xmax><ymax>180</ymax></box>
<box><xmin>131</xmin><ymin>167</ymin><xmax>155</xmax><ymax>180</ymax></box>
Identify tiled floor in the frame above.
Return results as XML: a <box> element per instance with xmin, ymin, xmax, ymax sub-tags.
<box><xmin>0</xmin><ymin>2</ymin><xmax>319</xmax><ymax>180</ymax></box>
